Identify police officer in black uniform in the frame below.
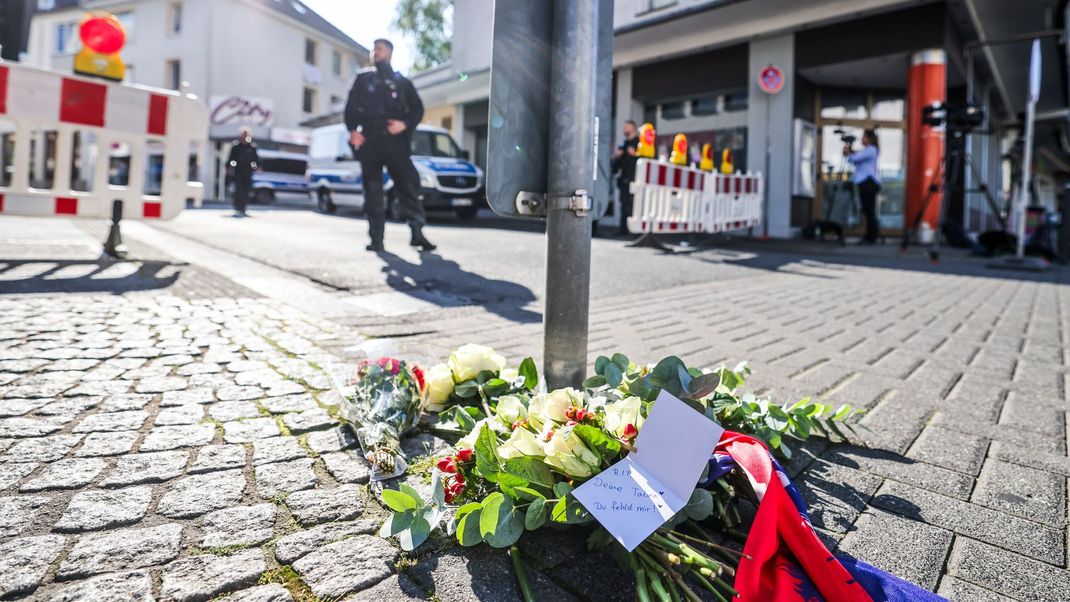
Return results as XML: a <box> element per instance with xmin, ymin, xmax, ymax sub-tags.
<box><xmin>227</xmin><ymin>127</ymin><xmax>259</xmax><ymax>217</ymax></box>
<box><xmin>611</xmin><ymin>119</ymin><xmax>639</xmax><ymax>235</ymax></box>
<box><xmin>344</xmin><ymin>38</ymin><xmax>434</xmax><ymax>252</ymax></box>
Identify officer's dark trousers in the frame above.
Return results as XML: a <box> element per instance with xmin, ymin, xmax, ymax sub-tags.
<box><xmin>858</xmin><ymin>177</ymin><xmax>881</xmax><ymax>243</ymax></box>
<box><xmin>233</xmin><ymin>172</ymin><xmax>252</xmax><ymax>214</ymax></box>
<box><xmin>360</xmin><ymin>134</ymin><xmax>426</xmax><ymax>245</ymax></box>
<box><xmin>618</xmin><ymin>181</ymin><xmax>634</xmax><ymax>234</ymax></box>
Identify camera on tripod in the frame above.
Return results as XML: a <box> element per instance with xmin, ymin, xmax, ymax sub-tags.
<box><xmin>833</xmin><ymin>128</ymin><xmax>857</xmax><ymax>145</ymax></box>
<box><xmin>921</xmin><ymin>103</ymin><xmax>985</xmax><ymax>133</ymax></box>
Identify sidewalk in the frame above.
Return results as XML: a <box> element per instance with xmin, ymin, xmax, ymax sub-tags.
<box><xmin>1</xmin><ymin>216</ymin><xmax>1068</xmax><ymax>600</ymax></box>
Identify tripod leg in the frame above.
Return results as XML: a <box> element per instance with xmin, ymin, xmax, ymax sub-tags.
<box><xmin>962</xmin><ymin>152</ymin><xmax>1007</xmax><ymax>232</ymax></box>
<box><xmin>931</xmin><ymin>150</ymin><xmax>962</xmax><ymax>262</ymax></box>
<box><xmin>902</xmin><ymin>157</ymin><xmax>945</xmax><ymax>251</ymax></box>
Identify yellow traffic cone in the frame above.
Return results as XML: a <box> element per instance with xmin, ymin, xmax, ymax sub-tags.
<box><xmin>637</xmin><ymin>123</ymin><xmax>656</xmax><ymax>158</ymax></box>
<box><xmin>670</xmin><ymin>134</ymin><xmax>688</xmax><ymax>166</ymax></box>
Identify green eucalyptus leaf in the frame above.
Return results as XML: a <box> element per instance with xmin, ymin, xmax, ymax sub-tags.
<box><xmin>474</xmin><ymin>425</ymin><xmax>501</xmax><ymax>478</ymax></box>
<box><xmin>683</xmin><ymin>489</ymin><xmax>714</xmax><ymax>520</ymax></box>
<box><xmin>398</xmin><ymin>483</ymin><xmax>425</xmax><ymax>506</ymax></box>
<box><xmin>456</xmin><ymin>506</ymin><xmax>483</xmax><ymax>546</ymax></box>
<box><xmin>611</xmin><ymin>353</ymin><xmax>630</xmax><ymax>371</ymax></box>
<box><xmin>382</xmin><ymin>489</ymin><xmax>417</xmax><ymax>513</ymax></box>
<box><xmin>572</xmin><ymin>424</ymin><xmax>622</xmax><ymax>459</ymax></box>
<box><xmin>525</xmin><ymin>497</ymin><xmax>547</xmax><ymax>530</ymax></box>
<box><xmin>398</xmin><ymin>515</ymin><xmax>431</xmax><ymax>551</ymax></box>
<box><xmin>379</xmin><ymin>510</ymin><xmax>415</xmax><ymax>537</ymax></box>
<box><xmin>513</xmin><ymin>486</ymin><xmax>546</xmax><ymax>502</ymax></box>
<box><xmin>604</xmin><ymin>363</ymin><xmax>623</xmax><ymax>388</ymax></box>
<box><xmin>454</xmin><ymin>381</ymin><xmax>479</xmax><ymax>398</ymax></box>
<box><xmin>483</xmin><ymin>378</ymin><xmax>510</xmax><ymax>397</ymax></box>
<box><xmin>688</xmin><ymin>372</ymin><xmax>721</xmax><ymax>399</ymax></box>
<box><xmin>504</xmin><ymin>457</ymin><xmax>555</xmax><ymax>490</ymax></box>
<box><xmin>583</xmin><ymin>375</ymin><xmax>608</xmax><ymax>389</ymax></box>
<box><xmin>480</xmin><ymin>492</ymin><xmax>524</xmax><ymax>548</ymax></box>
<box><xmin>595</xmin><ymin>356</ymin><xmax>610</xmax><ymax>375</ymax></box>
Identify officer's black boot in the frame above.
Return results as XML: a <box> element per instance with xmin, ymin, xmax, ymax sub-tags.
<box><xmin>366</xmin><ymin>221</ymin><xmax>385</xmax><ymax>253</ymax></box>
<box><xmin>409</xmin><ymin>226</ymin><xmax>436</xmax><ymax>251</ymax></box>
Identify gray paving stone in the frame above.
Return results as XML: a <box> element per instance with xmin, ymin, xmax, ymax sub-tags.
<box><xmin>825</xmin><ymin>446</ymin><xmax>974</xmax><ymax>500</ymax></box>
<box><xmin>853</xmin><ymin>396</ymin><xmax>933</xmax><ymax>453</ymax></box>
<box><xmin>410</xmin><ymin>546</ymin><xmax>579</xmax><ymax>602</ymax></box>
<box><xmin>160</xmin><ymin>548</ymin><xmax>265</xmax><ymax>602</ymax></box>
<box><xmin>321</xmin><ymin>450</ymin><xmax>371</xmax><ymax>484</ymax></box>
<box><xmin>254</xmin><ymin>458</ymin><xmax>316</xmax><ymax>498</ymax></box>
<box><xmin>100</xmin><ymin>451</ymin><xmax>189</xmax><ymax>487</ymax></box>
<box><xmin>190</xmin><ymin>444</ymin><xmax>247</xmax><ymax>474</ymax></box>
<box><xmin>305</xmin><ymin>426</ymin><xmax>358</xmax><ymax>454</ymax></box>
<box><xmin>264</xmin><ymin>380</ymin><xmax>306</xmax><ymax>398</ymax></box>
<box><xmin>0</xmin><ymin>397</ymin><xmax>51</xmax><ymax>417</ymax></box>
<box><xmin>0</xmin><ymin>358</ymin><xmax>47</xmax><ymax>373</ymax></box>
<box><xmin>971</xmin><ymin>460</ymin><xmax>1065</xmax><ymax>526</ymax></box>
<box><xmin>0</xmin><ymin>495</ymin><xmax>51</xmax><ymax>536</ymax></box>
<box><xmin>55</xmin><ymin>486</ymin><xmax>153</xmax><ymax>532</ymax></box>
<box><xmin>161</xmin><ymin>388</ymin><xmax>215</xmax><ymax>406</ymax></box>
<box><xmin>872</xmin><ymin>480</ymin><xmax>1064</xmax><ymax>565</ymax></box>
<box><xmin>285</xmin><ymin>485</ymin><xmax>364</xmax><ymax>526</ymax></box>
<box><xmin>135</xmin><ymin>376</ymin><xmax>188</xmax><ymax>394</ymax></box>
<box><xmin>223</xmin><ymin>417</ymin><xmax>280</xmax><ymax>443</ymax></box>
<box><xmin>155</xmin><ymin>404</ymin><xmax>205</xmax><ymax>425</ymax></box>
<box><xmin>0</xmin><ymin>462</ymin><xmax>36</xmax><ymax>490</ymax></box>
<box><xmin>906</xmin><ymin>426</ymin><xmax>990</xmax><ymax>475</ymax></box>
<box><xmin>201</xmin><ymin>503</ymin><xmax>276</xmax><ymax>548</ymax></box>
<box><xmin>931</xmin><ymin>412</ymin><xmax>1067</xmax><ymax>454</ymax></box>
<box><xmin>74</xmin><ymin>432</ymin><xmax>139</xmax><ymax>457</ymax></box>
<box><xmin>0</xmin><ymin>534</ymin><xmax>66</xmax><ymax>598</ymax></box>
<box><xmin>0</xmin><ymin>416</ymin><xmax>64</xmax><ymax>438</ymax></box>
<box><xmin>224</xmin><ymin>583</ymin><xmax>294</xmax><ymax>602</ymax></box>
<box><xmin>948</xmin><ymin>537</ymin><xmax>1070</xmax><ymax>602</ymax></box>
<box><xmin>73</xmin><ymin>411</ymin><xmax>148</xmax><ymax>433</ymax></box>
<box><xmin>21</xmin><ymin>458</ymin><xmax>108</xmax><ymax>492</ymax></box>
<box><xmin>292</xmin><ymin>537</ymin><xmax>397</xmax><ymax>599</ymax></box>
<box><xmin>795</xmin><ymin>459</ymin><xmax>883</xmax><ymax>533</ymax></box>
<box><xmin>95</xmin><ymin>393</ymin><xmax>153</xmax><ymax>413</ymax></box>
<box><xmin>58</xmin><ymin>523</ymin><xmax>182</xmax><ymax>579</ymax></box>
<box><xmin>988</xmin><ymin>440</ymin><xmax>1070</xmax><ymax>477</ymax></box>
<box><xmin>209</xmin><ymin>401</ymin><xmax>262</xmax><ymax>422</ymax></box>
<box><xmin>46</xmin><ymin>569</ymin><xmax>155</xmax><ymax>602</ymax></box>
<box><xmin>176</xmin><ymin>362</ymin><xmax>222</xmax><ymax>376</ymax></box>
<box><xmin>216</xmin><ymin>385</ymin><xmax>263</xmax><ymax>401</ymax></box>
<box><xmin>252</xmin><ymin>436</ymin><xmax>306</xmax><ymax>466</ymax></box>
<box><xmin>281</xmin><ymin>409</ymin><xmax>335</xmax><ymax>434</ymax></box>
<box><xmin>400</xmin><ymin>432</ymin><xmax>452</xmax><ymax>459</ymax></box>
<box><xmin>347</xmin><ymin>573</ymin><xmax>428</xmax><ymax>601</ymax></box>
<box><xmin>937</xmin><ymin>576</ymin><xmax>1016</xmax><ymax>602</ymax></box>
<box><xmin>273</xmin><ymin>520</ymin><xmax>378</xmax><ymax>564</ymax></box>
<box><xmin>234</xmin><ymin>369</ymin><xmax>284</xmax><ymax>388</ymax></box>
<box><xmin>1</xmin><ymin>434</ymin><xmax>83</xmax><ymax>463</ymax></box>
<box><xmin>158</xmin><ymin>469</ymin><xmax>247</xmax><ymax>518</ymax></box>
<box><xmin>837</xmin><ymin>509</ymin><xmax>952</xmax><ymax>591</ymax></box>
<box><xmin>260</xmin><ymin>393</ymin><xmax>319</xmax><ymax>415</ymax></box>
<box><xmin>140</xmin><ymin>424</ymin><xmax>216</xmax><ymax>451</ymax></box>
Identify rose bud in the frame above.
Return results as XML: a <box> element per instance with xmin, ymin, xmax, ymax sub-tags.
<box><xmin>511</xmin><ymin>419</ymin><xmax>527</xmax><ymax>431</ymax></box>
<box><xmin>436</xmin><ymin>457</ymin><xmax>458</xmax><ymax>473</ymax></box>
<box><xmin>455</xmin><ymin>448</ymin><xmax>473</xmax><ymax>462</ymax></box>
<box><xmin>566</xmin><ymin>420</ymin><xmax>578</xmax><ymax>427</ymax></box>
<box><xmin>622</xmin><ymin>423</ymin><xmax>638</xmax><ymax>440</ymax></box>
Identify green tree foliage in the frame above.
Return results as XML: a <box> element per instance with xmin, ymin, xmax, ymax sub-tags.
<box><xmin>393</xmin><ymin>0</ymin><xmax>453</xmax><ymax>71</ymax></box>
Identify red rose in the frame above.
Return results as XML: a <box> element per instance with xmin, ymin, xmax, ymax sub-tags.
<box><xmin>411</xmin><ymin>365</ymin><xmax>426</xmax><ymax>391</ymax></box>
<box><xmin>455</xmin><ymin>448</ymin><xmax>473</xmax><ymax>462</ymax></box>
<box><xmin>621</xmin><ymin>423</ymin><xmax>638</xmax><ymax>441</ymax></box>
<box><xmin>436</xmin><ymin>457</ymin><xmax>458</xmax><ymax>473</ymax></box>
<box><xmin>376</xmin><ymin>357</ymin><xmax>401</xmax><ymax>374</ymax></box>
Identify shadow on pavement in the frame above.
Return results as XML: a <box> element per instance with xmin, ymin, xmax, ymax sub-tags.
<box><xmin>0</xmin><ymin>258</ymin><xmax>182</xmax><ymax>295</ymax></box>
<box><xmin>377</xmin><ymin>251</ymin><xmax>541</xmax><ymax>324</ymax></box>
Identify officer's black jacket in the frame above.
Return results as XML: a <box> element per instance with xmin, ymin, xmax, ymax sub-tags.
<box><xmin>344</xmin><ymin>64</ymin><xmax>424</xmax><ymax>140</ymax></box>
<box><xmin>227</xmin><ymin>141</ymin><xmax>259</xmax><ymax>173</ymax></box>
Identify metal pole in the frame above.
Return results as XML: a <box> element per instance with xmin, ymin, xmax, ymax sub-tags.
<box><xmin>762</xmin><ymin>97</ymin><xmax>771</xmax><ymax>238</ymax></box>
<box><xmin>543</xmin><ymin>0</ymin><xmax>602</xmax><ymax>389</ymax></box>
<box><xmin>1015</xmin><ymin>39</ymin><xmax>1041</xmax><ymax>258</ymax></box>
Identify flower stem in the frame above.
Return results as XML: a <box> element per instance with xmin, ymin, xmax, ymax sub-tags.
<box><xmin>509</xmin><ymin>545</ymin><xmax>535</xmax><ymax>602</ymax></box>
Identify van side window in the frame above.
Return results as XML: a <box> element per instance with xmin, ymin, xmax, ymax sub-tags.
<box><xmin>144</xmin><ymin>139</ymin><xmax>164</xmax><ymax>195</ymax></box>
<box><xmin>0</xmin><ymin>120</ymin><xmax>14</xmax><ymax>188</ymax></box>
<box><xmin>28</xmin><ymin>128</ymin><xmax>58</xmax><ymax>190</ymax></box>
<box><xmin>109</xmin><ymin>142</ymin><xmax>131</xmax><ymax>187</ymax></box>
<box><xmin>71</xmin><ymin>131</ymin><xmax>98</xmax><ymax>192</ymax></box>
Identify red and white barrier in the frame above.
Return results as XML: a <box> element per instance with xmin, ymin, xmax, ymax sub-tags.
<box><xmin>0</xmin><ymin>62</ymin><xmax>208</xmax><ymax>220</ymax></box>
<box><xmin>627</xmin><ymin>158</ymin><xmax>761</xmax><ymax>235</ymax></box>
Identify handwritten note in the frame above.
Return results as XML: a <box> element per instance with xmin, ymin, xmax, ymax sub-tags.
<box><xmin>572</xmin><ymin>390</ymin><xmax>724</xmax><ymax>551</ymax></box>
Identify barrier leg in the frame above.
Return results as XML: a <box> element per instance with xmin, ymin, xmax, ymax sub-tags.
<box><xmin>627</xmin><ymin>232</ymin><xmax>670</xmax><ymax>250</ymax></box>
<box><xmin>103</xmin><ymin>199</ymin><xmax>128</xmax><ymax>259</ymax></box>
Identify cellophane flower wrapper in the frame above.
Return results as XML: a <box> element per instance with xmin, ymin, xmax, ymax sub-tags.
<box><xmin>330</xmin><ymin>358</ymin><xmax>425</xmax><ymax>481</ymax></box>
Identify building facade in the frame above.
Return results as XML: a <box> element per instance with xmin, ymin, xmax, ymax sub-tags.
<box><xmin>26</xmin><ymin>0</ymin><xmax>370</xmax><ymax>199</ymax></box>
<box><xmin>415</xmin><ymin>0</ymin><xmax>1067</xmax><ymax>238</ymax></box>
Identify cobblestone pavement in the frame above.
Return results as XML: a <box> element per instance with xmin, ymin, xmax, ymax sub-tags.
<box><xmin>2</xmin><ymin>214</ymin><xmax>1070</xmax><ymax>600</ymax></box>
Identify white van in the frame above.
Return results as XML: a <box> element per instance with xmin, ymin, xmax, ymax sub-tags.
<box><xmin>251</xmin><ymin>150</ymin><xmax>309</xmax><ymax>204</ymax></box>
<box><xmin>308</xmin><ymin>123</ymin><xmax>484</xmax><ymax>219</ymax></box>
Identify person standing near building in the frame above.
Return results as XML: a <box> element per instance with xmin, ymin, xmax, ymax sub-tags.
<box><xmin>844</xmin><ymin>129</ymin><xmax>881</xmax><ymax>244</ymax></box>
<box><xmin>344</xmin><ymin>38</ymin><xmax>434</xmax><ymax>252</ymax></box>
<box><xmin>226</xmin><ymin>127</ymin><xmax>259</xmax><ymax>217</ymax></box>
<box><xmin>612</xmin><ymin>120</ymin><xmax>639</xmax><ymax>235</ymax></box>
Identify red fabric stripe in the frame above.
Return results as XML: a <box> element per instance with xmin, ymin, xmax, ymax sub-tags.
<box><xmin>645</xmin><ymin>162</ymin><xmax>652</xmax><ymax>185</ymax></box>
<box><xmin>672</xmin><ymin>167</ymin><xmax>681</xmax><ymax>189</ymax></box>
<box><xmin>60</xmin><ymin>79</ymin><xmax>106</xmax><ymax>126</ymax></box>
<box><xmin>734</xmin><ymin>178</ymin><xmax>742</xmax><ymax>194</ymax></box>
<box><xmin>657</xmin><ymin>164</ymin><xmax>667</xmax><ymax>186</ymax></box>
<box><xmin>0</xmin><ymin>194</ymin><xmax>4</xmax><ymax>212</ymax></box>
<box><xmin>687</xmin><ymin>171</ymin><xmax>696</xmax><ymax>191</ymax></box>
<box><xmin>670</xmin><ymin>223</ymin><xmax>678</xmax><ymax>231</ymax></box>
<box><xmin>143</xmin><ymin>202</ymin><xmax>162</xmax><ymax>218</ymax></box>
<box><xmin>55</xmin><ymin>197</ymin><xmax>78</xmax><ymax>215</ymax></box>
<box><xmin>0</xmin><ymin>66</ymin><xmax>8</xmax><ymax>114</ymax></box>
<box><xmin>745</xmin><ymin>179</ymin><xmax>753</xmax><ymax>194</ymax></box>
<box><xmin>147</xmin><ymin>94</ymin><xmax>169</xmax><ymax>135</ymax></box>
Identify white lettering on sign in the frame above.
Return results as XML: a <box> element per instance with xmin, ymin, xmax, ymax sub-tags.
<box><xmin>572</xmin><ymin>391</ymin><xmax>724</xmax><ymax>551</ymax></box>
<box><xmin>209</xmin><ymin>95</ymin><xmax>274</xmax><ymax>127</ymax></box>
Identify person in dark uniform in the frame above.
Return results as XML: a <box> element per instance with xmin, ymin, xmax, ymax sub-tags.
<box><xmin>344</xmin><ymin>38</ymin><xmax>434</xmax><ymax>252</ymax></box>
<box><xmin>226</xmin><ymin>127</ymin><xmax>259</xmax><ymax>217</ymax></box>
<box><xmin>611</xmin><ymin>119</ymin><xmax>639</xmax><ymax>235</ymax></box>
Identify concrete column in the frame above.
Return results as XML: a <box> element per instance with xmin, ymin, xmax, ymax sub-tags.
<box><xmin>905</xmin><ymin>49</ymin><xmax>946</xmax><ymax>230</ymax></box>
<box><xmin>746</xmin><ymin>34</ymin><xmax>795</xmax><ymax>238</ymax></box>
<box><xmin>613</xmin><ymin>67</ymin><xmax>643</xmax><ymax>145</ymax></box>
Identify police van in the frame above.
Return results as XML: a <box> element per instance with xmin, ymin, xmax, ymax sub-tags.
<box><xmin>251</xmin><ymin>149</ymin><xmax>309</xmax><ymax>204</ymax></box>
<box><xmin>308</xmin><ymin>123</ymin><xmax>484</xmax><ymax>219</ymax></box>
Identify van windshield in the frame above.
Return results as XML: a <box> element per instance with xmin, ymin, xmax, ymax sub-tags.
<box><xmin>411</xmin><ymin>131</ymin><xmax>463</xmax><ymax>158</ymax></box>
<box><xmin>260</xmin><ymin>158</ymin><xmax>307</xmax><ymax>175</ymax></box>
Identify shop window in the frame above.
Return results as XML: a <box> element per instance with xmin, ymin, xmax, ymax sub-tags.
<box><xmin>723</xmin><ymin>90</ymin><xmax>748</xmax><ymax>112</ymax></box>
<box><xmin>690</xmin><ymin>96</ymin><xmax>719</xmax><ymax>116</ymax></box>
<box><xmin>70</xmin><ymin>131</ymin><xmax>98</xmax><ymax>192</ymax></box>
<box><xmin>55</xmin><ymin>22</ymin><xmax>78</xmax><ymax>55</ymax></box>
<box><xmin>872</xmin><ymin>95</ymin><xmax>905</xmax><ymax>122</ymax></box>
<box><xmin>642</xmin><ymin>104</ymin><xmax>657</xmax><ymax>126</ymax></box>
<box><xmin>108</xmin><ymin>142</ymin><xmax>131</xmax><ymax>187</ymax></box>
<box><xmin>661</xmin><ymin>101</ymin><xmax>686</xmax><ymax>120</ymax></box>
<box><xmin>144</xmin><ymin>140</ymin><xmax>165</xmax><ymax>196</ymax></box>
<box><xmin>0</xmin><ymin>120</ymin><xmax>14</xmax><ymax>188</ymax></box>
<box><xmin>303</xmin><ymin>87</ymin><xmax>317</xmax><ymax>114</ymax></box>
<box><xmin>820</xmin><ymin>90</ymin><xmax>867</xmax><ymax>120</ymax></box>
<box><xmin>28</xmin><ymin>128</ymin><xmax>57</xmax><ymax>190</ymax></box>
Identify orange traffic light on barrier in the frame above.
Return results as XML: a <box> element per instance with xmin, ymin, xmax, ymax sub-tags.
<box><xmin>700</xmin><ymin>144</ymin><xmax>714</xmax><ymax>171</ymax></box>
<box><xmin>720</xmin><ymin>149</ymin><xmax>734</xmax><ymax>174</ymax></box>
<box><xmin>73</xmin><ymin>14</ymin><xmax>126</xmax><ymax>82</ymax></box>
<box><xmin>637</xmin><ymin>122</ymin><xmax>656</xmax><ymax>158</ymax></box>
<box><xmin>670</xmin><ymin>134</ymin><xmax>688</xmax><ymax>166</ymax></box>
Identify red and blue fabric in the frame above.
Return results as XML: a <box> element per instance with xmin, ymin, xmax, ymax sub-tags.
<box><xmin>700</xmin><ymin>432</ymin><xmax>947</xmax><ymax>602</ymax></box>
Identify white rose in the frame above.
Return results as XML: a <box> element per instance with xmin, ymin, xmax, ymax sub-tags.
<box><xmin>495</xmin><ymin>395</ymin><xmax>527</xmax><ymax>427</ymax></box>
<box><xmin>421</xmin><ymin>363</ymin><xmax>454</xmax><ymax>412</ymax></box>
<box><xmin>448</xmin><ymin>344</ymin><xmax>507</xmax><ymax>382</ymax></box>
<box><xmin>542</xmin><ymin>425</ymin><xmax>600</xmax><ymax>478</ymax></box>
<box><xmin>529</xmin><ymin>388</ymin><xmax>579</xmax><ymax>427</ymax></box>
<box><xmin>603</xmin><ymin>396</ymin><xmax>644</xmax><ymax>438</ymax></box>
<box><xmin>500</xmin><ymin>367</ymin><xmax>520</xmax><ymax>386</ymax></box>
<box><xmin>457</xmin><ymin>419</ymin><xmax>490</xmax><ymax>451</ymax></box>
<box><xmin>497</xmin><ymin>427</ymin><xmax>544</xmax><ymax>460</ymax></box>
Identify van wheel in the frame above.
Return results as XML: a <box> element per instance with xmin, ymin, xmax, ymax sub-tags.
<box><xmin>317</xmin><ymin>189</ymin><xmax>336</xmax><ymax>214</ymax></box>
<box><xmin>387</xmin><ymin>192</ymin><xmax>402</xmax><ymax>221</ymax></box>
<box><xmin>254</xmin><ymin>189</ymin><xmax>274</xmax><ymax>205</ymax></box>
<box><xmin>455</xmin><ymin>206</ymin><xmax>478</xmax><ymax>220</ymax></box>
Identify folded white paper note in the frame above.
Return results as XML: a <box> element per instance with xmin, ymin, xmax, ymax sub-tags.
<box><xmin>572</xmin><ymin>390</ymin><xmax>724</xmax><ymax>551</ymax></box>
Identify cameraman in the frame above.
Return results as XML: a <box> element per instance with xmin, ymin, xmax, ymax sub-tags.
<box><xmin>844</xmin><ymin>129</ymin><xmax>881</xmax><ymax>244</ymax></box>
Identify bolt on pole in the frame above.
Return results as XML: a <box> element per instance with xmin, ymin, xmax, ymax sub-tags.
<box><xmin>543</xmin><ymin>0</ymin><xmax>606</xmax><ymax>389</ymax></box>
